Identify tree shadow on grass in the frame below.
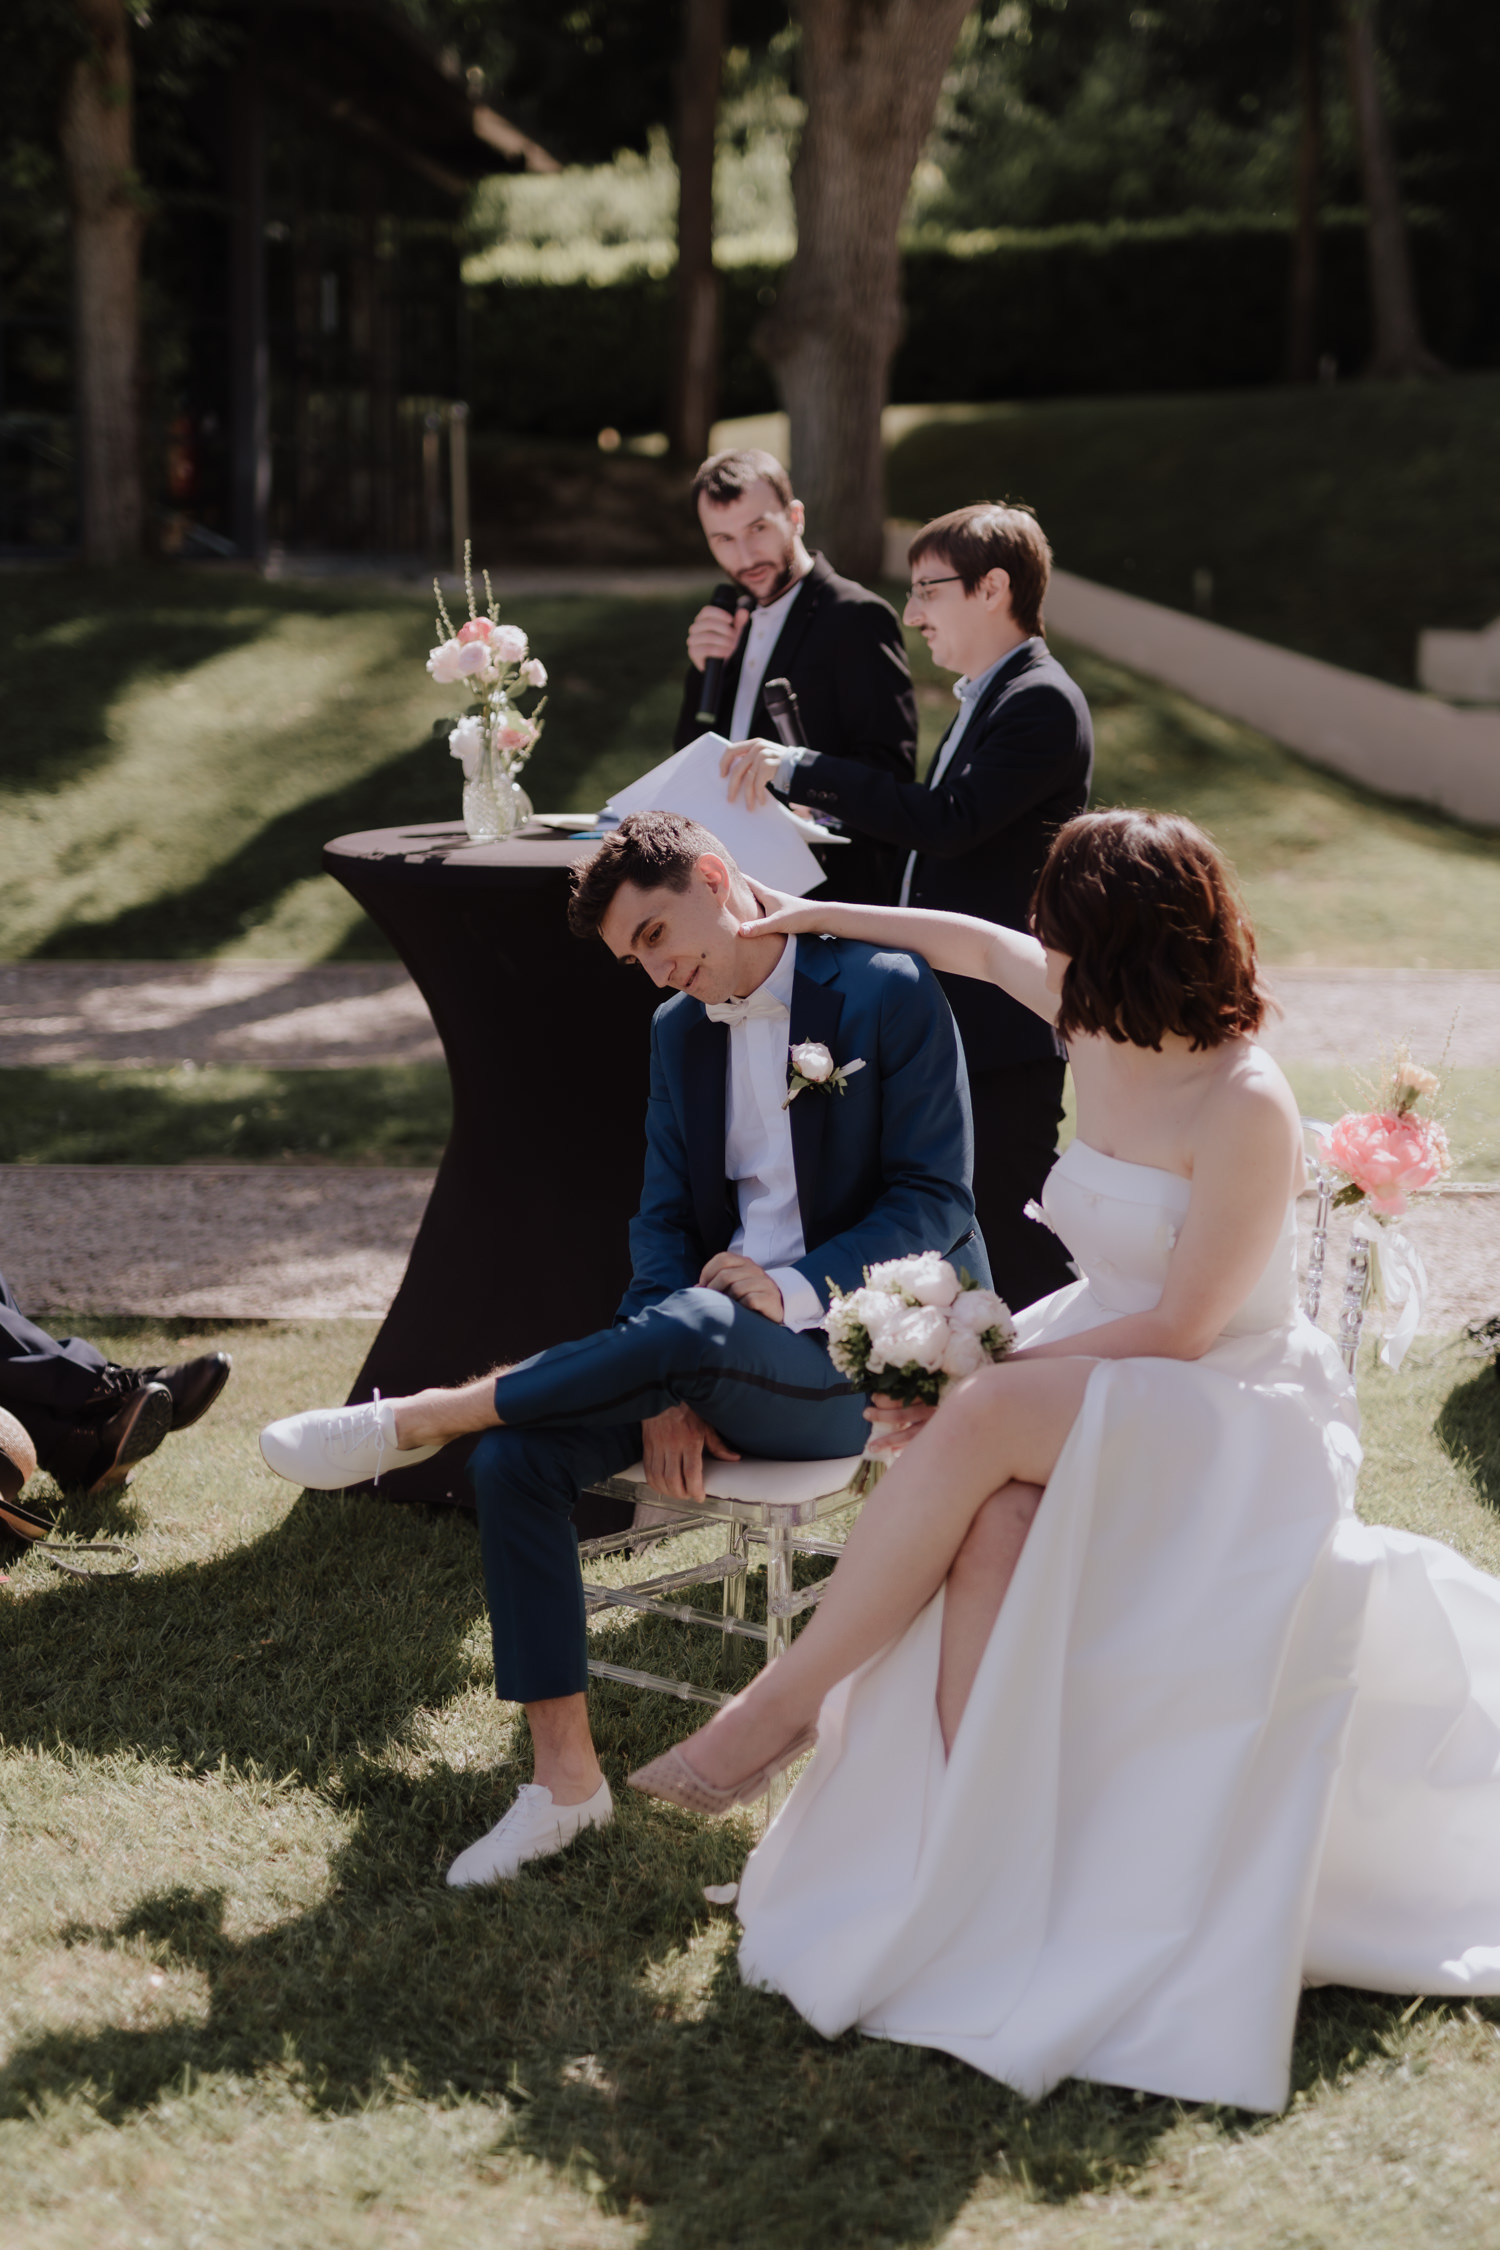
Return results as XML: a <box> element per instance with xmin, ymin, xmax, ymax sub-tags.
<box><xmin>24</xmin><ymin>586</ymin><xmax>698</xmax><ymax>963</ymax></box>
<box><xmin>0</xmin><ymin>1481</ymin><xmax>1455</xmax><ymax>2248</ymax></box>
<box><xmin>1435</xmin><ymin>1364</ymin><xmax>1500</xmax><ymax>1508</ymax></box>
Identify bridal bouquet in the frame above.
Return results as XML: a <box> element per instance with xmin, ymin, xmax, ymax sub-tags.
<box><xmin>427</xmin><ymin>542</ymin><xmax>548</xmax><ymax>841</ymax></box>
<box><xmin>1318</xmin><ymin>1048</ymin><xmax>1450</xmax><ymax>1217</ymax></box>
<box><xmin>825</xmin><ymin>1253</ymin><xmax>1016</xmax><ymax>1408</ymax></box>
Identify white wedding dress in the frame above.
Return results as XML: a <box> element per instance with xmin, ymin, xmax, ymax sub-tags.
<box><xmin>736</xmin><ymin>1137</ymin><xmax>1500</xmax><ymax>2113</ymax></box>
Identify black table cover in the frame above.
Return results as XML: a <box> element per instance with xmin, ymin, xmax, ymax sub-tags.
<box><xmin>323</xmin><ymin>821</ymin><xmax>662</xmax><ymax>1510</ymax></box>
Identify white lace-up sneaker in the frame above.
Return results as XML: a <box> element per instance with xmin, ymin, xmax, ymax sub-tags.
<box><xmin>258</xmin><ymin>1391</ymin><xmax>442</xmax><ymax>1489</ymax></box>
<box><xmin>445</xmin><ymin>1779</ymin><xmax>614</xmax><ymax>1887</ymax></box>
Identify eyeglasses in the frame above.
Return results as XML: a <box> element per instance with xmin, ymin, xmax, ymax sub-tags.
<box><xmin>905</xmin><ymin>575</ymin><xmax>962</xmax><ymax>606</ymax></box>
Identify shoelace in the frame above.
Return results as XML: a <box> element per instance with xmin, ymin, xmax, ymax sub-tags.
<box><xmin>325</xmin><ymin>1389</ymin><xmax>388</xmax><ymax>1482</ymax></box>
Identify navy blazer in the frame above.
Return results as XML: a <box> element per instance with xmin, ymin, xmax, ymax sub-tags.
<box><xmin>618</xmin><ymin>935</ymin><xmax>988</xmax><ymax>1323</ymax></box>
<box><xmin>784</xmin><ymin>637</ymin><xmax>1093</xmax><ymax>1072</ymax></box>
<box><xmin>673</xmin><ymin>553</ymin><xmax>918</xmax><ymax>905</ymax></box>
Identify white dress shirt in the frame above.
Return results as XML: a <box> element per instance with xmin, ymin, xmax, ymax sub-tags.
<box><xmin>721</xmin><ymin>937</ymin><xmax>825</xmax><ymax>1332</ymax></box>
<box><xmin>729</xmin><ymin>569</ymin><xmax>809</xmax><ymax>743</ymax></box>
<box><xmin>897</xmin><ymin>642</ymin><xmax>1035</xmax><ymax>907</ymax></box>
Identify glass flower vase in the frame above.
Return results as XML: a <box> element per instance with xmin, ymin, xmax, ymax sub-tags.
<box><xmin>462</xmin><ymin>744</ymin><xmax>522</xmax><ymax>844</ymax></box>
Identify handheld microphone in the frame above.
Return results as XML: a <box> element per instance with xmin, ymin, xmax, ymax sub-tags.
<box><xmin>761</xmin><ymin>675</ymin><xmax>806</xmax><ymax>750</ymax></box>
<box><xmin>696</xmin><ymin>583</ymin><xmax>753</xmax><ymax>726</ymax></box>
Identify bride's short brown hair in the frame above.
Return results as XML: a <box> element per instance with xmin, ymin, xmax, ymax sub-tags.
<box><xmin>1031</xmin><ymin>810</ymin><xmax>1266</xmax><ymax>1051</ymax></box>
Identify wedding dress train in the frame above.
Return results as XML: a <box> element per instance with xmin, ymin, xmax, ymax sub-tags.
<box><xmin>736</xmin><ymin>1137</ymin><xmax>1500</xmax><ymax>2113</ymax></box>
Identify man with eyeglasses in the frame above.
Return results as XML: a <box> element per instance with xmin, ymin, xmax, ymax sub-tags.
<box><xmin>675</xmin><ymin>448</ymin><xmax>917</xmax><ymax>903</ymax></box>
<box><xmin>720</xmin><ymin>502</ymin><xmax>1092</xmax><ymax>1310</ymax></box>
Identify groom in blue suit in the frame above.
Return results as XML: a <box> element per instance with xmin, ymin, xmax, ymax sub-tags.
<box><xmin>260</xmin><ymin>810</ymin><xmax>985</xmax><ymax>1885</ymax></box>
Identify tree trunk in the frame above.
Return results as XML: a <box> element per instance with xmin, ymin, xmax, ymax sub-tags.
<box><xmin>1342</xmin><ymin>0</ymin><xmax>1443</xmax><ymax>377</ymax></box>
<box><xmin>756</xmin><ymin>0</ymin><xmax>972</xmax><ymax>581</ymax></box>
<box><xmin>59</xmin><ymin>0</ymin><xmax>145</xmax><ymax>563</ymax></box>
<box><xmin>1286</xmin><ymin>0</ymin><xmax>1322</xmax><ymax>382</ymax></box>
<box><xmin>669</xmin><ymin>0</ymin><xmax>728</xmax><ymax>465</ymax></box>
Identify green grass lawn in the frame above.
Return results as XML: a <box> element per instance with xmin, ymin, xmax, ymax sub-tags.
<box><xmin>0</xmin><ymin>568</ymin><xmax>705</xmax><ymax>963</ymax></box>
<box><xmin>3</xmin><ymin>1316</ymin><xmax>1500</xmax><ymax>2249</ymax></box>
<box><xmin>2</xmin><ymin>568</ymin><xmax>1498</xmax><ymax>972</ymax></box>
<box><xmin>885</xmin><ymin>376</ymin><xmax>1500</xmax><ymax>689</ymax></box>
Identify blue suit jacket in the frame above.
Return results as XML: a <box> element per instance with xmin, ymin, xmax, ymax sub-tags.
<box><xmin>618</xmin><ymin>935</ymin><xmax>989</xmax><ymax>1323</ymax></box>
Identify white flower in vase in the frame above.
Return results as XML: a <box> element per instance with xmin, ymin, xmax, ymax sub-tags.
<box><xmin>448</xmin><ymin>714</ymin><xmax>485</xmax><ymax>780</ymax></box>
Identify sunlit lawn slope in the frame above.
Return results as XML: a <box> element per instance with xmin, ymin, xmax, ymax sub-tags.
<box><xmin>886</xmin><ymin>375</ymin><xmax>1500</xmax><ymax>688</ymax></box>
<box><xmin>2</xmin><ymin>566</ymin><xmax>1497</xmax><ymax>970</ymax></box>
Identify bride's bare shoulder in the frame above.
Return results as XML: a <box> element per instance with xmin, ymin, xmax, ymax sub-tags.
<box><xmin>1205</xmin><ymin>1041</ymin><xmax>1303</xmax><ymax>1154</ymax></box>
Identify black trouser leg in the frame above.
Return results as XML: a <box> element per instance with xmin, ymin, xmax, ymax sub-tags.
<box><xmin>968</xmin><ymin>1057</ymin><xmax>1076</xmax><ymax>1312</ymax></box>
<box><xmin>0</xmin><ymin>1269</ymin><xmax>109</xmax><ymax>1412</ymax></box>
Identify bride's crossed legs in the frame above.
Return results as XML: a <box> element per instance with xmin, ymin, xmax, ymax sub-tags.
<box><xmin>666</xmin><ymin>1354</ymin><xmax>1095</xmax><ymax>1790</ymax></box>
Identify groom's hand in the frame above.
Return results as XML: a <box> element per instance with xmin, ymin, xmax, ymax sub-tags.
<box><xmin>699</xmin><ymin>1252</ymin><xmax>784</xmax><ymax>1323</ymax></box>
<box><xmin>642</xmin><ymin>1403</ymin><xmax>741</xmax><ymax>1502</ymax></box>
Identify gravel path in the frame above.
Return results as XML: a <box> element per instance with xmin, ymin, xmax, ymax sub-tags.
<box><xmin>0</xmin><ymin>1166</ymin><xmax>434</xmax><ymax>1320</ymax></box>
<box><xmin>0</xmin><ymin>961</ymin><xmax>441</xmax><ymax>1069</ymax></box>
<box><xmin>0</xmin><ymin>962</ymin><xmax>1494</xmax><ymax>1327</ymax></box>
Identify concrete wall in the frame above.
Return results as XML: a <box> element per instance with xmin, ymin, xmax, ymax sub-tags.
<box><xmin>1043</xmin><ymin>569</ymin><xmax>1500</xmax><ymax>830</ymax></box>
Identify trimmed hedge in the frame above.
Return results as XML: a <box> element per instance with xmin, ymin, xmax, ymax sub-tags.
<box><xmin>466</xmin><ymin>212</ymin><xmax>1471</xmax><ymax>440</ymax></box>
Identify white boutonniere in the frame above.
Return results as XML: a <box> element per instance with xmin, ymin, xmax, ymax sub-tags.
<box><xmin>784</xmin><ymin>1041</ymin><xmax>866</xmax><ymax>1106</ymax></box>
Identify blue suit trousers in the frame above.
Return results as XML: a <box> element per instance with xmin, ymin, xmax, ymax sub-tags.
<box><xmin>467</xmin><ymin>1287</ymin><xmax>870</xmax><ymax>1704</ymax></box>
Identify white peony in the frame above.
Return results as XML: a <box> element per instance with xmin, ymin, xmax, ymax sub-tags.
<box><xmin>448</xmin><ymin>714</ymin><xmax>485</xmax><ymax>779</ymax></box>
<box><xmin>490</xmin><ymin>623</ymin><xmax>529</xmax><ymax>664</ymax></box>
<box><xmin>950</xmin><ymin>1286</ymin><xmax>1014</xmax><ymax>1337</ymax></box>
<box><xmin>790</xmin><ymin>1040</ymin><xmax>835</xmax><ymax>1083</ymax></box>
<box><xmin>904</xmin><ymin>1254</ymin><xmax>961</xmax><ymax>1308</ymax></box>
<box><xmin>859</xmin><ymin>1292</ymin><xmax>908</xmax><ymax>1371</ymax></box>
<box><xmin>519</xmin><ymin>656</ymin><xmax>548</xmax><ymax>688</ymax></box>
<box><xmin>882</xmin><ymin>1304</ymin><xmax>950</xmax><ymax>1374</ymax></box>
<box><xmin>940</xmin><ymin>1327</ymin><xmax>987</xmax><ymax>1379</ymax></box>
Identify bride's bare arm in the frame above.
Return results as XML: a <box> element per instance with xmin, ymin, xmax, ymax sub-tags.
<box><xmin>740</xmin><ymin>880</ymin><xmax>1057</xmax><ymax>1022</ymax></box>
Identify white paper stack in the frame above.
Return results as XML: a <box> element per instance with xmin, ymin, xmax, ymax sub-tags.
<box><xmin>603</xmin><ymin>733</ymin><xmax>828</xmax><ymax>896</ymax></box>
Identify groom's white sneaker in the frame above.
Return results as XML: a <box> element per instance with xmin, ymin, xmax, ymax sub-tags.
<box><xmin>258</xmin><ymin>1393</ymin><xmax>442</xmax><ymax>1489</ymax></box>
<box><xmin>446</xmin><ymin>1780</ymin><xmax>614</xmax><ymax>1887</ymax></box>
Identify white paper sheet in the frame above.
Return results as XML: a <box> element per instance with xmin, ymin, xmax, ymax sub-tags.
<box><xmin>603</xmin><ymin>732</ymin><xmax>827</xmax><ymax>896</ymax></box>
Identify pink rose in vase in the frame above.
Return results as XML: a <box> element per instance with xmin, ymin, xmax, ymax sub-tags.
<box><xmin>1320</xmin><ymin>1110</ymin><xmax>1450</xmax><ymax>1216</ymax></box>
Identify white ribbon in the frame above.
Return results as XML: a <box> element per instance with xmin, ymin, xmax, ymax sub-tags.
<box><xmin>1354</xmin><ymin>1215</ymin><xmax>1428</xmax><ymax>1372</ymax></box>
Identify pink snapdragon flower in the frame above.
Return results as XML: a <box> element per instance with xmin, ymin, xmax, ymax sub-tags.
<box><xmin>1320</xmin><ymin>1110</ymin><xmax>1450</xmax><ymax>1217</ymax></box>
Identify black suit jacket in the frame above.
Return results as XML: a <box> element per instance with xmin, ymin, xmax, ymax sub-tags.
<box><xmin>785</xmin><ymin>637</ymin><xmax>1094</xmax><ymax>1071</ymax></box>
<box><xmin>673</xmin><ymin>552</ymin><xmax>917</xmax><ymax>904</ymax></box>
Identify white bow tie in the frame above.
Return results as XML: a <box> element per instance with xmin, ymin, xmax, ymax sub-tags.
<box><xmin>703</xmin><ymin>990</ymin><xmax>789</xmax><ymax>1028</ymax></box>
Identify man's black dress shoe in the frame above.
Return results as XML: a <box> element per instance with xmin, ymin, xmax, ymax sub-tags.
<box><xmin>102</xmin><ymin>1352</ymin><xmax>232</xmax><ymax>1432</ymax></box>
<box><xmin>45</xmin><ymin>1377</ymin><xmax>176</xmax><ymax>1503</ymax></box>
<box><xmin>89</xmin><ymin>1383</ymin><xmax>174</xmax><ymax>1492</ymax></box>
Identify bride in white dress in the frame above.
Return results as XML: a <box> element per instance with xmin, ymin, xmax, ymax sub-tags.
<box><xmin>629</xmin><ymin>808</ymin><xmax>1500</xmax><ymax>2116</ymax></box>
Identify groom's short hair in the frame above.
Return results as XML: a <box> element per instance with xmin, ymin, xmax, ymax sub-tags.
<box><xmin>568</xmin><ymin>810</ymin><xmax>734</xmax><ymax>940</ymax></box>
<box><xmin>909</xmin><ymin>503</ymin><xmax>1052</xmax><ymax>636</ymax></box>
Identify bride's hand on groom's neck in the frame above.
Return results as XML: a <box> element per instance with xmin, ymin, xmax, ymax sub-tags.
<box><xmin>739</xmin><ymin>876</ymin><xmax>817</xmax><ymax>939</ymax></box>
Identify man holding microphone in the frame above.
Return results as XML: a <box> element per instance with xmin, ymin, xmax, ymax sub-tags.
<box><xmin>675</xmin><ymin>448</ymin><xmax>916</xmax><ymax>904</ymax></box>
<box><xmin>720</xmin><ymin>501</ymin><xmax>1093</xmax><ymax>1311</ymax></box>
